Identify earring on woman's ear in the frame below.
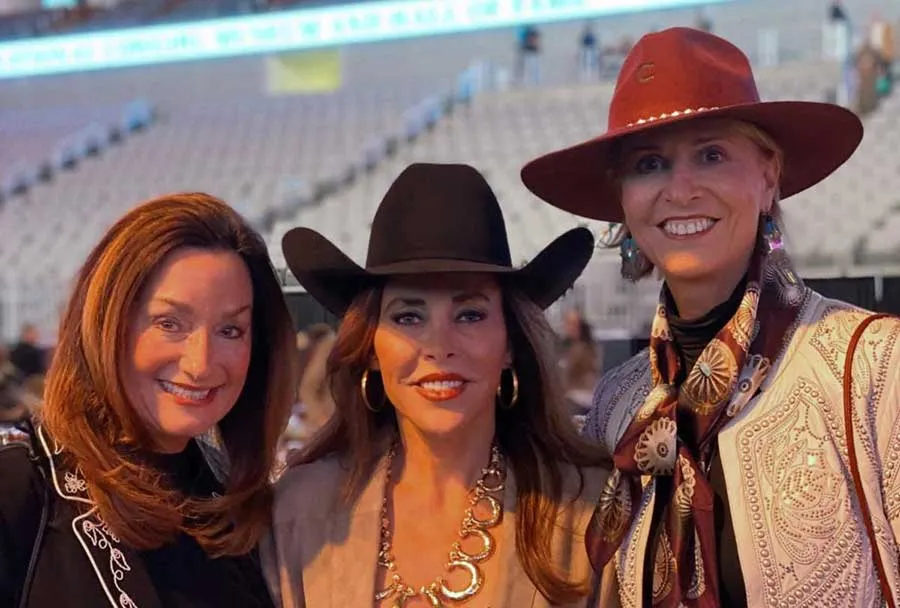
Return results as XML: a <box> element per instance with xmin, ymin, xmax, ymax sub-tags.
<box><xmin>620</xmin><ymin>233</ymin><xmax>652</xmax><ymax>282</ymax></box>
<box><xmin>759</xmin><ymin>212</ymin><xmax>804</xmax><ymax>303</ymax></box>
<box><xmin>361</xmin><ymin>369</ymin><xmax>385</xmax><ymax>413</ymax></box>
<box><xmin>496</xmin><ymin>368</ymin><xmax>519</xmax><ymax>410</ymax></box>
<box><xmin>760</xmin><ymin>213</ymin><xmax>785</xmax><ymax>254</ymax></box>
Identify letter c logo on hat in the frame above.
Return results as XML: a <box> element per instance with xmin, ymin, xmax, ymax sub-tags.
<box><xmin>637</xmin><ymin>62</ymin><xmax>656</xmax><ymax>83</ymax></box>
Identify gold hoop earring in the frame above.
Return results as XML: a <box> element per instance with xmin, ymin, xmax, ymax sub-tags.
<box><xmin>361</xmin><ymin>369</ymin><xmax>382</xmax><ymax>413</ymax></box>
<box><xmin>496</xmin><ymin>368</ymin><xmax>519</xmax><ymax>410</ymax></box>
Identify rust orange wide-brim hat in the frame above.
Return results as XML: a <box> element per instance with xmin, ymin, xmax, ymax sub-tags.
<box><xmin>520</xmin><ymin>27</ymin><xmax>863</xmax><ymax>223</ymax></box>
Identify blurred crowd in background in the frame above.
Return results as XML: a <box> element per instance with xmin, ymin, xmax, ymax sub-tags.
<box><xmin>510</xmin><ymin>1</ymin><xmax>895</xmax><ymax>116</ymax></box>
<box><xmin>0</xmin><ymin>324</ymin><xmax>49</xmax><ymax>426</ymax></box>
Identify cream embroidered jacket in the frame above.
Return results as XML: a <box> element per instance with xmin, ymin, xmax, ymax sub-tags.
<box><xmin>584</xmin><ymin>291</ymin><xmax>900</xmax><ymax>608</ymax></box>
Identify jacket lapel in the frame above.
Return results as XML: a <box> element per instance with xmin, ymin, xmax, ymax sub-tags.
<box><xmin>326</xmin><ymin>453</ymin><xmax>388</xmax><ymax>608</ymax></box>
<box><xmin>489</xmin><ymin>473</ymin><xmax>539</xmax><ymax>607</ymax></box>
<box><xmin>38</xmin><ymin>427</ymin><xmax>164</xmax><ymax>608</ymax></box>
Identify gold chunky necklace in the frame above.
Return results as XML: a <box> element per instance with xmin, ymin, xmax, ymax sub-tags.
<box><xmin>375</xmin><ymin>443</ymin><xmax>506</xmax><ymax>607</ymax></box>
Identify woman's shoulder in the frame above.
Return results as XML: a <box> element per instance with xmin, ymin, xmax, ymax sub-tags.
<box><xmin>0</xmin><ymin>440</ymin><xmax>44</xmax><ymax>501</ymax></box>
<box><xmin>594</xmin><ymin>352</ymin><xmax>651</xmax><ymax>403</ymax></box>
<box><xmin>802</xmin><ymin>289</ymin><xmax>893</xmax><ymax>329</ymax></box>
<box><xmin>271</xmin><ymin>454</ymin><xmax>346</xmax><ymax>525</ymax></box>
<box><xmin>800</xmin><ymin>291</ymin><xmax>900</xmax><ymax>362</ymax></box>
<box><xmin>582</xmin><ymin>352</ymin><xmax>651</xmax><ymax>447</ymax></box>
<box><xmin>0</xmin><ymin>423</ymin><xmax>49</xmax><ymax>499</ymax></box>
<box><xmin>0</xmin><ymin>440</ymin><xmax>49</xmax><ymax>560</ymax></box>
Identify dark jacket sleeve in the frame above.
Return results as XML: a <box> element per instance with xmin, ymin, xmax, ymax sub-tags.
<box><xmin>0</xmin><ymin>443</ymin><xmax>46</xmax><ymax>607</ymax></box>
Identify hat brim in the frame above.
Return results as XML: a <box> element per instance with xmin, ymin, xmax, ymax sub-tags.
<box><xmin>282</xmin><ymin>226</ymin><xmax>595</xmax><ymax>316</ymax></box>
<box><xmin>521</xmin><ymin>101</ymin><xmax>863</xmax><ymax>223</ymax></box>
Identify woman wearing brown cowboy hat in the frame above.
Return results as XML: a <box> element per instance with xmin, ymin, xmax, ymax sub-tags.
<box><xmin>261</xmin><ymin>163</ymin><xmax>617</xmax><ymax>607</ymax></box>
<box><xmin>522</xmin><ymin>27</ymin><xmax>900</xmax><ymax>608</ymax></box>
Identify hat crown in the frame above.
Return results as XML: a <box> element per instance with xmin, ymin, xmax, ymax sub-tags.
<box><xmin>609</xmin><ymin>27</ymin><xmax>761</xmax><ymax>131</ymax></box>
<box><xmin>366</xmin><ymin>163</ymin><xmax>513</xmax><ymax>269</ymax></box>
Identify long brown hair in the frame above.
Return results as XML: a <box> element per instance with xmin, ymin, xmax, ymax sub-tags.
<box><xmin>41</xmin><ymin>192</ymin><xmax>297</xmax><ymax>556</ymax></box>
<box><xmin>294</xmin><ymin>281</ymin><xmax>609</xmax><ymax>604</ymax></box>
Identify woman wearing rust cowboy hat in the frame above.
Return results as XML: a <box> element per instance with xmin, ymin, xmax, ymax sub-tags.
<box><xmin>522</xmin><ymin>27</ymin><xmax>900</xmax><ymax>608</ymax></box>
<box><xmin>261</xmin><ymin>163</ymin><xmax>617</xmax><ymax>607</ymax></box>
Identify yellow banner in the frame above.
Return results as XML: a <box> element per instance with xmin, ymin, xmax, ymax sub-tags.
<box><xmin>265</xmin><ymin>49</ymin><xmax>342</xmax><ymax>94</ymax></box>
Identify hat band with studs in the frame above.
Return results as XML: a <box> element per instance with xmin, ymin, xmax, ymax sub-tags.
<box><xmin>624</xmin><ymin>106</ymin><xmax>721</xmax><ymax>128</ymax></box>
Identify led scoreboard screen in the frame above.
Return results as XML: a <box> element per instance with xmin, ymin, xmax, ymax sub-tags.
<box><xmin>1</xmin><ymin>0</ymin><xmax>732</xmax><ymax>79</ymax></box>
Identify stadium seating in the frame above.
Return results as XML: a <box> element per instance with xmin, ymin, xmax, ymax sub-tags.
<box><xmin>840</xmin><ymin>92</ymin><xmax>900</xmax><ymax>272</ymax></box>
<box><xmin>0</xmin><ymin>100</ymin><xmax>153</xmax><ymax>199</ymax></box>
<box><xmin>0</xmin><ymin>7</ymin><xmax>67</xmax><ymax>40</ymax></box>
<box><xmin>0</xmin><ymin>0</ymin><xmax>897</xmax><ymax>338</ymax></box>
<box><xmin>268</xmin><ymin>56</ymin><xmax>856</xmax><ymax>330</ymax></box>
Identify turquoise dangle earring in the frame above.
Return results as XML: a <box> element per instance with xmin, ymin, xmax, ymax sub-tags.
<box><xmin>760</xmin><ymin>212</ymin><xmax>804</xmax><ymax>304</ymax></box>
<box><xmin>620</xmin><ymin>233</ymin><xmax>652</xmax><ymax>282</ymax></box>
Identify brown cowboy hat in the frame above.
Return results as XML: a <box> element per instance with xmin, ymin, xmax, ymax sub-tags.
<box><xmin>282</xmin><ymin>163</ymin><xmax>595</xmax><ymax>316</ymax></box>
<box><xmin>520</xmin><ymin>27</ymin><xmax>863</xmax><ymax>223</ymax></box>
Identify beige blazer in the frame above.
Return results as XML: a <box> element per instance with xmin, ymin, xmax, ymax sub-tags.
<box><xmin>261</xmin><ymin>450</ymin><xmax>618</xmax><ymax>607</ymax></box>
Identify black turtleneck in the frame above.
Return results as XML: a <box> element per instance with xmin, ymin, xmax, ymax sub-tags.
<box><xmin>642</xmin><ymin>280</ymin><xmax>748</xmax><ymax>607</ymax></box>
<box><xmin>666</xmin><ymin>278</ymin><xmax>746</xmax><ymax>380</ymax></box>
<box><xmin>139</xmin><ymin>441</ymin><xmax>274</xmax><ymax>608</ymax></box>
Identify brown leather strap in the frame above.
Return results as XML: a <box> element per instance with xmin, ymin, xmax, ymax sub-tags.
<box><xmin>843</xmin><ymin>313</ymin><xmax>898</xmax><ymax>608</ymax></box>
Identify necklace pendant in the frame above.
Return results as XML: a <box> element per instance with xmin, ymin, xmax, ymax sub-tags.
<box><xmin>468</xmin><ymin>494</ymin><xmax>502</xmax><ymax>528</ymax></box>
<box><xmin>440</xmin><ymin>560</ymin><xmax>483</xmax><ymax>602</ymax></box>
<box><xmin>453</xmin><ymin>527</ymin><xmax>495</xmax><ymax>562</ymax></box>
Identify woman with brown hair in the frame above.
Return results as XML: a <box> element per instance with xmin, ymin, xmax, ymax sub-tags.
<box><xmin>0</xmin><ymin>192</ymin><xmax>297</xmax><ymax>607</ymax></box>
<box><xmin>262</xmin><ymin>163</ymin><xmax>614</xmax><ymax>608</ymax></box>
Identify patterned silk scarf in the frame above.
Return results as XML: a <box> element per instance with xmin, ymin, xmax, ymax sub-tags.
<box><xmin>587</xmin><ymin>236</ymin><xmax>807</xmax><ymax>607</ymax></box>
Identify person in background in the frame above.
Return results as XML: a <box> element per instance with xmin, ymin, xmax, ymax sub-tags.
<box><xmin>855</xmin><ymin>42</ymin><xmax>881</xmax><ymax>116</ymax></box>
<box><xmin>0</xmin><ymin>347</ymin><xmax>28</xmax><ymax>425</ymax></box>
<box><xmin>830</xmin><ymin>0</ymin><xmax>847</xmax><ymax>22</ymax></box>
<box><xmin>523</xmin><ymin>27</ymin><xmax>898</xmax><ymax>607</ymax></box>
<box><xmin>9</xmin><ymin>324</ymin><xmax>45</xmax><ymax>381</ymax></box>
<box><xmin>827</xmin><ymin>0</ymin><xmax>855</xmax><ymax>103</ymax></box>
<box><xmin>295</xmin><ymin>324</ymin><xmax>335</xmax><ymax>384</ymax></box>
<box><xmin>0</xmin><ymin>193</ymin><xmax>297</xmax><ymax>607</ymax></box>
<box><xmin>296</xmin><ymin>326</ymin><xmax>336</xmax><ymax>434</ymax></box>
<box><xmin>280</xmin><ymin>324</ymin><xmax>338</xmax><ymax>461</ymax></box>
<box><xmin>694</xmin><ymin>8</ymin><xmax>713</xmax><ymax>33</ymax></box>
<box><xmin>516</xmin><ymin>24</ymin><xmax>542</xmax><ymax>86</ymax></box>
<box><xmin>869</xmin><ymin>13</ymin><xmax>895</xmax><ymax>96</ymax></box>
<box><xmin>579</xmin><ymin>21</ymin><xmax>599</xmax><ymax>82</ymax></box>
<box><xmin>561</xmin><ymin>309</ymin><xmax>600</xmax><ymax>413</ymax></box>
